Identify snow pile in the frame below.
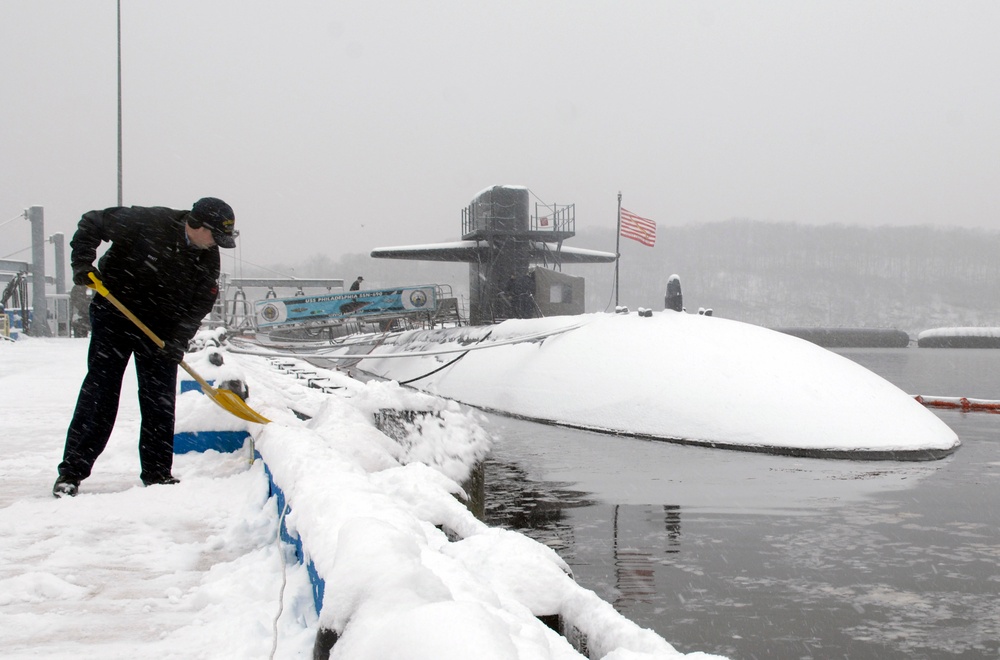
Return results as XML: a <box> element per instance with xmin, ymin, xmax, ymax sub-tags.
<box><xmin>239</xmin><ymin>354</ymin><xmax>725</xmax><ymax>658</ymax></box>
<box><xmin>173</xmin><ymin>328</ymin><xmax>267</xmax><ymax>434</ymax></box>
<box><xmin>238</xmin><ymin>355</ymin><xmax>493</xmax><ymax>485</ymax></box>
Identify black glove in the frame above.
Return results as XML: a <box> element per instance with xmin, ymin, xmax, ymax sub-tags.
<box><xmin>163</xmin><ymin>338</ymin><xmax>188</xmax><ymax>363</ymax></box>
<box><xmin>73</xmin><ymin>267</ymin><xmax>101</xmax><ymax>287</ymax></box>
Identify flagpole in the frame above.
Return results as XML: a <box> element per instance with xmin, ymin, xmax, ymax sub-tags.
<box><xmin>117</xmin><ymin>0</ymin><xmax>123</xmax><ymax>206</ymax></box>
<box><xmin>615</xmin><ymin>191</ymin><xmax>622</xmax><ymax>308</ymax></box>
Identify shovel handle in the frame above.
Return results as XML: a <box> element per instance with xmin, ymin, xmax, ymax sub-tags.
<box><xmin>88</xmin><ymin>273</ymin><xmax>199</xmax><ymax>376</ymax></box>
<box><xmin>178</xmin><ymin>359</ymin><xmax>214</xmax><ymax>391</ymax></box>
<box><xmin>86</xmin><ymin>272</ymin><xmax>271</xmax><ymax>425</ymax></box>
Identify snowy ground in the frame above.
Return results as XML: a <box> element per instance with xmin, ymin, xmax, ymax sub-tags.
<box><xmin>1</xmin><ymin>337</ymin><xmax>726</xmax><ymax>659</ymax></box>
<box><xmin>0</xmin><ymin>338</ymin><xmax>317</xmax><ymax>659</ymax></box>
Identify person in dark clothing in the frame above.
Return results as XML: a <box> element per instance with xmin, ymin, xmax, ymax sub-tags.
<box><xmin>513</xmin><ymin>271</ymin><xmax>536</xmax><ymax>319</ymax></box>
<box><xmin>665</xmin><ymin>274</ymin><xmax>683</xmax><ymax>312</ymax></box>
<box><xmin>350</xmin><ymin>276</ymin><xmax>364</xmax><ymax>291</ymax></box>
<box><xmin>53</xmin><ymin>198</ymin><xmax>237</xmax><ymax>497</ymax></box>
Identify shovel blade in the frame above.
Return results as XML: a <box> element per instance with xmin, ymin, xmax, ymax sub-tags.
<box><xmin>205</xmin><ymin>385</ymin><xmax>271</xmax><ymax>424</ymax></box>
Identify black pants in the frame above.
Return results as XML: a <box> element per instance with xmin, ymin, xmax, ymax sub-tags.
<box><xmin>59</xmin><ymin>298</ymin><xmax>178</xmax><ymax>483</ymax></box>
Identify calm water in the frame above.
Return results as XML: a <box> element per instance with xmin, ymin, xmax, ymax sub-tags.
<box><xmin>483</xmin><ymin>348</ymin><xmax>1000</xmax><ymax>659</ymax></box>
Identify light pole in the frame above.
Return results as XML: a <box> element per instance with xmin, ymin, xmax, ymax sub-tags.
<box><xmin>117</xmin><ymin>0</ymin><xmax>123</xmax><ymax>206</ymax></box>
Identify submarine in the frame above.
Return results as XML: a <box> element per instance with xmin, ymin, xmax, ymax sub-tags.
<box><xmin>230</xmin><ymin>186</ymin><xmax>960</xmax><ymax>460</ymax></box>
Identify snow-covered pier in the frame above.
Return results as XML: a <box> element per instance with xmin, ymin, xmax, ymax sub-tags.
<box><xmin>1</xmin><ymin>337</ymin><xmax>726</xmax><ymax>659</ymax></box>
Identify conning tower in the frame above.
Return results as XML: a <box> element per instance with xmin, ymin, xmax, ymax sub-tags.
<box><xmin>371</xmin><ymin>185</ymin><xmax>615</xmax><ymax>324</ymax></box>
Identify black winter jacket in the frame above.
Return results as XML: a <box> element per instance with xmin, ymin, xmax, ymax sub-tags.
<box><xmin>70</xmin><ymin>206</ymin><xmax>220</xmax><ymax>344</ymax></box>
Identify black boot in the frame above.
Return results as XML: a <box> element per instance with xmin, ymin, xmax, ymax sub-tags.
<box><xmin>53</xmin><ymin>476</ymin><xmax>80</xmax><ymax>498</ymax></box>
<box><xmin>142</xmin><ymin>474</ymin><xmax>180</xmax><ymax>487</ymax></box>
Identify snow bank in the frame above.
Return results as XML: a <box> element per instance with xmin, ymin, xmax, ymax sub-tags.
<box><xmin>236</xmin><ymin>351</ymin><xmax>728</xmax><ymax>658</ymax></box>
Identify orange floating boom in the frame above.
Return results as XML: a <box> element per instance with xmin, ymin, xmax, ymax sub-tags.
<box><xmin>913</xmin><ymin>395</ymin><xmax>1000</xmax><ymax>414</ymax></box>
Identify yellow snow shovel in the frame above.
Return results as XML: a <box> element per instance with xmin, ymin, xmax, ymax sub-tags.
<box><xmin>87</xmin><ymin>273</ymin><xmax>271</xmax><ymax>424</ymax></box>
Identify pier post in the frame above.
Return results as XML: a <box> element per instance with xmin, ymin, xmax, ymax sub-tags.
<box><xmin>49</xmin><ymin>232</ymin><xmax>66</xmax><ymax>294</ymax></box>
<box><xmin>27</xmin><ymin>206</ymin><xmax>51</xmax><ymax>336</ymax></box>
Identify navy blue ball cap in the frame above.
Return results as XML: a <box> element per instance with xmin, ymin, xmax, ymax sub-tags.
<box><xmin>191</xmin><ymin>197</ymin><xmax>237</xmax><ymax>248</ymax></box>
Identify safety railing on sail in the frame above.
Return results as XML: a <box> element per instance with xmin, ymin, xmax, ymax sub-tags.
<box><xmin>531</xmin><ymin>201</ymin><xmax>575</xmax><ymax>234</ymax></box>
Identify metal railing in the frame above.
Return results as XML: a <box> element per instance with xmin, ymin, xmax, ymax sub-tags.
<box><xmin>531</xmin><ymin>202</ymin><xmax>575</xmax><ymax>234</ymax></box>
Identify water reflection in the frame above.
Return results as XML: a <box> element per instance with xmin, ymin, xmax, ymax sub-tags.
<box><xmin>487</xmin><ymin>452</ymin><xmax>1000</xmax><ymax>658</ymax></box>
<box><xmin>483</xmin><ymin>456</ymin><xmax>596</xmax><ymax>554</ymax></box>
<box><xmin>487</xmin><ymin>415</ymin><xmax>945</xmax><ymax>515</ymax></box>
<box><xmin>612</xmin><ymin>505</ymin><xmax>682</xmax><ymax>609</ymax></box>
<box><xmin>482</xmin><ymin>348</ymin><xmax>1000</xmax><ymax>658</ymax></box>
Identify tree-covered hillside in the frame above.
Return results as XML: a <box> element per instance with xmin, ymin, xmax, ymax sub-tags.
<box><xmin>571</xmin><ymin>221</ymin><xmax>1000</xmax><ymax>334</ymax></box>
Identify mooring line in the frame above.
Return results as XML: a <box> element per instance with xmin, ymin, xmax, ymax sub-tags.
<box><xmin>269</xmin><ymin>501</ymin><xmax>290</xmax><ymax>660</ymax></box>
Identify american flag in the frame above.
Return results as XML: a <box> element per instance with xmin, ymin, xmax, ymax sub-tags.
<box><xmin>619</xmin><ymin>208</ymin><xmax>656</xmax><ymax>247</ymax></box>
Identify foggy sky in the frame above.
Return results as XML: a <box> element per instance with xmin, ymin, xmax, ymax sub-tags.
<box><xmin>3</xmin><ymin>1</ymin><xmax>999</xmax><ymax>277</ymax></box>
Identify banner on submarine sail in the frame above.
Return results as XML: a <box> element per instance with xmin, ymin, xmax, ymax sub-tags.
<box><xmin>255</xmin><ymin>286</ymin><xmax>437</xmax><ymax>328</ymax></box>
